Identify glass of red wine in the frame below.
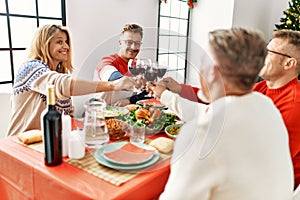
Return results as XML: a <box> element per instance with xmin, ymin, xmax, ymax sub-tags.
<box><xmin>128</xmin><ymin>58</ymin><xmax>150</xmax><ymax>92</ymax></box>
<box><xmin>145</xmin><ymin>65</ymin><xmax>158</xmax><ymax>82</ymax></box>
<box><xmin>128</xmin><ymin>58</ymin><xmax>151</xmax><ymax>76</ymax></box>
<box><xmin>152</xmin><ymin>62</ymin><xmax>167</xmax><ymax>81</ymax></box>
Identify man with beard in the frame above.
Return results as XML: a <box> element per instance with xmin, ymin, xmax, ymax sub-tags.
<box><xmin>253</xmin><ymin>29</ymin><xmax>300</xmax><ymax>189</ymax></box>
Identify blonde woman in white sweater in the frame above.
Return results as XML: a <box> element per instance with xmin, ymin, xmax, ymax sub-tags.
<box><xmin>7</xmin><ymin>24</ymin><xmax>137</xmax><ymax>137</ymax></box>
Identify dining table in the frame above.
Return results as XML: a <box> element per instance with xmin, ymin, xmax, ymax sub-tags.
<box><xmin>0</xmin><ymin>118</ymin><xmax>172</xmax><ymax>200</ymax></box>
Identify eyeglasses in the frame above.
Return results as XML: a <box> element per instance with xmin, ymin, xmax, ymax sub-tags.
<box><xmin>122</xmin><ymin>40</ymin><xmax>142</xmax><ymax>47</ymax></box>
<box><xmin>266</xmin><ymin>48</ymin><xmax>291</xmax><ymax>58</ymax></box>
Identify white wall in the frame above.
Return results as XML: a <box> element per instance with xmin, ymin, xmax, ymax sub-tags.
<box><xmin>67</xmin><ymin>0</ymin><xmax>158</xmax><ymax>79</ymax></box>
<box><xmin>232</xmin><ymin>0</ymin><xmax>288</xmax><ymax>39</ymax></box>
<box><xmin>66</xmin><ymin>0</ymin><xmax>159</xmax><ymax>117</ymax></box>
<box><xmin>186</xmin><ymin>0</ymin><xmax>289</xmax><ymax>86</ymax></box>
<box><xmin>0</xmin><ymin>92</ymin><xmax>12</xmax><ymax>138</ymax></box>
<box><xmin>187</xmin><ymin>0</ymin><xmax>235</xmax><ymax>86</ymax></box>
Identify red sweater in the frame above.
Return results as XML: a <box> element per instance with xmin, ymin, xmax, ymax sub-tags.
<box><xmin>253</xmin><ymin>78</ymin><xmax>300</xmax><ymax>187</ymax></box>
<box><xmin>179</xmin><ymin>84</ymin><xmax>210</xmax><ymax>104</ymax></box>
<box><xmin>96</xmin><ymin>54</ymin><xmax>130</xmax><ymax>80</ymax></box>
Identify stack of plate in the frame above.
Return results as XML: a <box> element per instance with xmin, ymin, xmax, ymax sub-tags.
<box><xmin>94</xmin><ymin>142</ymin><xmax>159</xmax><ymax>171</ymax></box>
<box><xmin>136</xmin><ymin>99</ymin><xmax>167</xmax><ymax>109</ymax></box>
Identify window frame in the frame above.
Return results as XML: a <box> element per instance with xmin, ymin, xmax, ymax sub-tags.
<box><xmin>0</xmin><ymin>0</ymin><xmax>66</xmax><ymax>90</ymax></box>
<box><xmin>156</xmin><ymin>0</ymin><xmax>191</xmax><ymax>84</ymax></box>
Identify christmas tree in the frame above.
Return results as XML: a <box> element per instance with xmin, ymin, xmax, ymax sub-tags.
<box><xmin>275</xmin><ymin>0</ymin><xmax>300</xmax><ymax>30</ymax></box>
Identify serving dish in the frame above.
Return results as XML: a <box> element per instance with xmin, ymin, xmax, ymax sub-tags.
<box><xmin>164</xmin><ymin>124</ymin><xmax>183</xmax><ymax>139</ymax></box>
<box><xmin>105</xmin><ymin>118</ymin><xmax>128</xmax><ymax>139</ymax></box>
<box><xmin>104</xmin><ymin>106</ymin><xmax>129</xmax><ymax>118</ymax></box>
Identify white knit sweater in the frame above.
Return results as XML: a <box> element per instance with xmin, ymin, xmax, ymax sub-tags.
<box><xmin>160</xmin><ymin>92</ymin><xmax>294</xmax><ymax>200</ymax></box>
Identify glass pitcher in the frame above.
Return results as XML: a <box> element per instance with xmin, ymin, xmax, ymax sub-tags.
<box><xmin>83</xmin><ymin>98</ymin><xmax>109</xmax><ymax>148</ymax></box>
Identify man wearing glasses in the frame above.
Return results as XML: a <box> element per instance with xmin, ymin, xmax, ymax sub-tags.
<box><xmin>253</xmin><ymin>29</ymin><xmax>300</xmax><ymax>189</ymax></box>
<box><xmin>95</xmin><ymin>23</ymin><xmax>148</xmax><ymax>106</ymax></box>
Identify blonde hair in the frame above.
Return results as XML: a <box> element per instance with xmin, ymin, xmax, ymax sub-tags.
<box><xmin>27</xmin><ymin>24</ymin><xmax>73</xmax><ymax>73</ymax></box>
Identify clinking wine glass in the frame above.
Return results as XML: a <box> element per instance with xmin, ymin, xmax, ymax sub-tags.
<box><xmin>128</xmin><ymin>58</ymin><xmax>151</xmax><ymax>92</ymax></box>
<box><xmin>153</xmin><ymin>62</ymin><xmax>167</xmax><ymax>81</ymax></box>
<box><xmin>144</xmin><ymin>64</ymin><xmax>158</xmax><ymax>82</ymax></box>
<box><xmin>128</xmin><ymin>59</ymin><xmax>143</xmax><ymax>76</ymax></box>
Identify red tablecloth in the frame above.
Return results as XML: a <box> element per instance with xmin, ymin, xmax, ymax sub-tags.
<box><xmin>0</xmin><ymin>132</ymin><xmax>171</xmax><ymax>199</ymax></box>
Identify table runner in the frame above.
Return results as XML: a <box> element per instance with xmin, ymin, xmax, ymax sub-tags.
<box><xmin>66</xmin><ymin>150</ymin><xmax>171</xmax><ymax>186</ymax></box>
<box><xmin>12</xmin><ymin>137</ymin><xmax>44</xmax><ymax>153</ymax></box>
<box><xmin>11</xmin><ymin>137</ymin><xmax>171</xmax><ymax>186</ymax></box>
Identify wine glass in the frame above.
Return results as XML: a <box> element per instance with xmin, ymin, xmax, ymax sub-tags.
<box><xmin>153</xmin><ymin>62</ymin><xmax>167</xmax><ymax>81</ymax></box>
<box><xmin>128</xmin><ymin>59</ymin><xmax>141</xmax><ymax>76</ymax></box>
<box><xmin>144</xmin><ymin>64</ymin><xmax>158</xmax><ymax>82</ymax></box>
<box><xmin>128</xmin><ymin>58</ymin><xmax>151</xmax><ymax>77</ymax></box>
<box><xmin>128</xmin><ymin>58</ymin><xmax>151</xmax><ymax>92</ymax></box>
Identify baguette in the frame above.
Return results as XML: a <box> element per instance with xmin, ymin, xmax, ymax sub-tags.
<box><xmin>18</xmin><ymin>129</ymin><xmax>43</xmax><ymax>145</ymax></box>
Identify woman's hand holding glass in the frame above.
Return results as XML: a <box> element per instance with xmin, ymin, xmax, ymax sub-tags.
<box><xmin>135</xmin><ymin>75</ymin><xmax>147</xmax><ymax>89</ymax></box>
<box><xmin>112</xmin><ymin>76</ymin><xmax>138</xmax><ymax>91</ymax></box>
<box><xmin>146</xmin><ymin>81</ymin><xmax>168</xmax><ymax>99</ymax></box>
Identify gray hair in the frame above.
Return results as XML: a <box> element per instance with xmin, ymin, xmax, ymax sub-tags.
<box><xmin>209</xmin><ymin>27</ymin><xmax>267</xmax><ymax>91</ymax></box>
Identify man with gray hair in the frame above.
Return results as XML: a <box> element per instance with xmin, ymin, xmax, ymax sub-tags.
<box><xmin>151</xmin><ymin>27</ymin><xmax>294</xmax><ymax>199</ymax></box>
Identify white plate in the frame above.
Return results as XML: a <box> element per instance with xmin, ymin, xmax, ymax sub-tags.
<box><xmin>102</xmin><ymin>142</ymin><xmax>156</xmax><ymax>165</ymax></box>
<box><xmin>104</xmin><ymin>106</ymin><xmax>129</xmax><ymax>117</ymax></box>
<box><xmin>94</xmin><ymin>142</ymin><xmax>160</xmax><ymax>170</ymax></box>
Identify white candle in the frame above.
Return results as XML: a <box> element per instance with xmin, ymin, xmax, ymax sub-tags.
<box><xmin>62</xmin><ymin>114</ymin><xmax>71</xmax><ymax>157</ymax></box>
<box><xmin>68</xmin><ymin>130</ymin><xmax>85</xmax><ymax>159</ymax></box>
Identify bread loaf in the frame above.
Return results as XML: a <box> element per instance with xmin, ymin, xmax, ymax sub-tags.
<box><xmin>149</xmin><ymin>137</ymin><xmax>174</xmax><ymax>154</ymax></box>
<box><xmin>18</xmin><ymin>129</ymin><xmax>43</xmax><ymax>144</ymax></box>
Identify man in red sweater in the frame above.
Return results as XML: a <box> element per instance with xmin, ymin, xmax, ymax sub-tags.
<box><xmin>253</xmin><ymin>29</ymin><xmax>300</xmax><ymax>189</ymax></box>
<box><xmin>95</xmin><ymin>23</ymin><xmax>149</xmax><ymax>106</ymax></box>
